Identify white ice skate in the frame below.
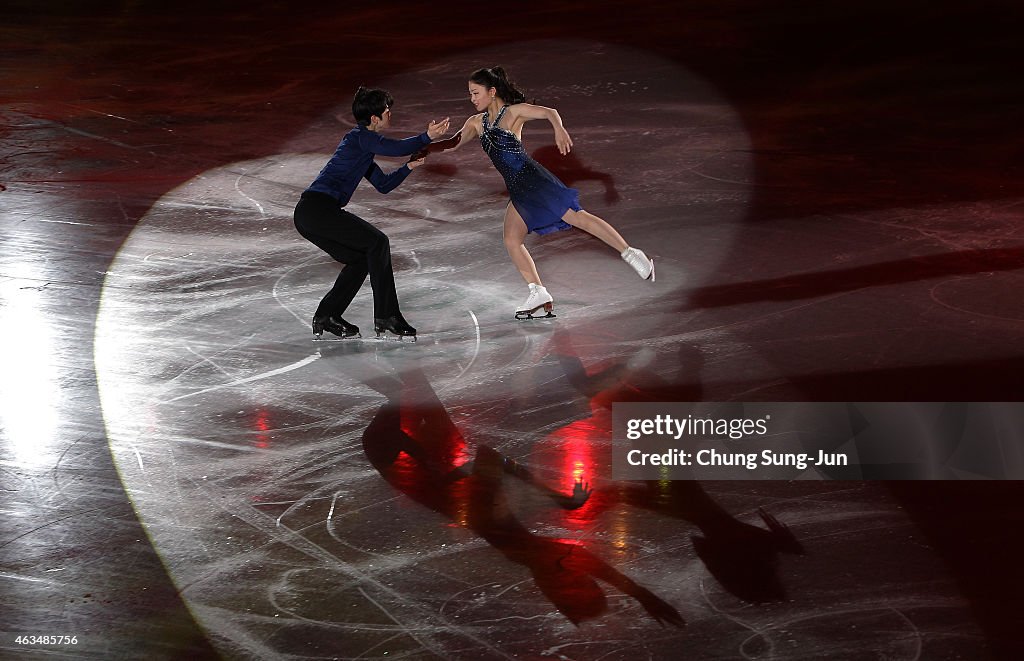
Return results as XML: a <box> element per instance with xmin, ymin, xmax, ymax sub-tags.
<box><xmin>621</xmin><ymin>246</ymin><xmax>655</xmax><ymax>281</ymax></box>
<box><xmin>515</xmin><ymin>283</ymin><xmax>555</xmax><ymax>320</ymax></box>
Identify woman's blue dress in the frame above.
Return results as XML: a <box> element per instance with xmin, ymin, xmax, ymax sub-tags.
<box><xmin>480</xmin><ymin>105</ymin><xmax>579</xmax><ymax>235</ymax></box>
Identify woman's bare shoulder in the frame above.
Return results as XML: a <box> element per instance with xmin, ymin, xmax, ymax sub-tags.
<box><xmin>506</xmin><ymin>102</ymin><xmax>549</xmax><ymax>121</ymax></box>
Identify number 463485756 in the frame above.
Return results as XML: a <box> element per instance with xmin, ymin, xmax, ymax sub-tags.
<box><xmin>15</xmin><ymin>635</ymin><xmax>79</xmax><ymax>645</ymax></box>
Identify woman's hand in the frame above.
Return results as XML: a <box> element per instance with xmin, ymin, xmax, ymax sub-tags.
<box><xmin>554</xmin><ymin>126</ymin><xmax>574</xmax><ymax>155</ymax></box>
<box><xmin>427</xmin><ymin>117</ymin><xmax>450</xmax><ymax>140</ymax></box>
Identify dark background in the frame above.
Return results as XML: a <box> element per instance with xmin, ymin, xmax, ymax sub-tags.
<box><xmin>2</xmin><ymin>2</ymin><xmax>1022</xmax><ymax>658</ymax></box>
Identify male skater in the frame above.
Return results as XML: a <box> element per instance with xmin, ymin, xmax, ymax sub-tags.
<box><xmin>294</xmin><ymin>86</ymin><xmax>449</xmax><ymax>341</ymax></box>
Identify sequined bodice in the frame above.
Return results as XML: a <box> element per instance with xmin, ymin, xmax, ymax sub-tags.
<box><xmin>476</xmin><ymin>103</ymin><xmax>579</xmax><ymax>235</ymax></box>
<box><xmin>480</xmin><ymin>105</ymin><xmax>527</xmax><ymax>168</ymax></box>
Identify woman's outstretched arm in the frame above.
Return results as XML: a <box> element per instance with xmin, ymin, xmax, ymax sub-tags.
<box><xmin>509</xmin><ymin>103</ymin><xmax>573</xmax><ymax>155</ymax></box>
<box><xmin>434</xmin><ymin>115</ymin><xmax>481</xmax><ymax>153</ymax></box>
<box><xmin>452</xmin><ymin>115</ymin><xmax>481</xmax><ymax>147</ymax></box>
<box><xmin>409</xmin><ymin>115</ymin><xmax>480</xmax><ymax>162</ymax></box>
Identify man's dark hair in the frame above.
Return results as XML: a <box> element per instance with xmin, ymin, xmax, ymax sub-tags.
<box><xmin>352</xmin><ymin>87</ymin><xmax>394</xmax><ymax>126</ymax></box>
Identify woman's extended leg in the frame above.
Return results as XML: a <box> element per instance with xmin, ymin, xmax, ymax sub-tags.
<box><xmin>562</xmin><ymin>208</ymin><xmax>654</xmax><ymax>281</ymax></box>
<box><xmin>561</xmin><ymin>209</ymin><xmax>628</xmax><ymax>252</ymax></box>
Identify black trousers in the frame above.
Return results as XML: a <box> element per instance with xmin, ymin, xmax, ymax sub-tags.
<box><xmin>293</xmin><ymin>191</ymin><xmax>399</xmax><ymax>320</ymax></box>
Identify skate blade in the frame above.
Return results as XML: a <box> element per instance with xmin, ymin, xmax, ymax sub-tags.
<box><xmin>374</xmin><ymin>331</ymin><xmax>417</xmax><ymax>342</ymax></box>
<box><xmin>515</xmin><ymin>310</ymin><xmax>556</xmax><ymax>320</ymax></box>
<box><xmin>516</xmin><ymin>300</ymin><xmax>557</xmax><ymax>321</ymax></box>
<box><xmin>648</xmin><ymin>259</ymin><xmax>655</xmax><ymax>282</ymax></box>
<box><xmin>515</xmin><ymin>302</ymin><xmax>555</xmax><ymax>320</ymax></box>
<box><xmin>313</xmin><ymin>332</ymin><xmax>361</xmax><ymax>341</ymax></box>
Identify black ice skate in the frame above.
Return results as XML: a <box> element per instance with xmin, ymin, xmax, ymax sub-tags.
<box><xmin>374</xmin><ymin>314</ymin><xmax>417</xmax><ymax>342</ymax></box>
<box><xmin>515</xmin><ymin>283</ymin><xmax>556</xmax><ymax>320</ymax></box>
<box><xmin>312</xmin><ymin>315</ymin><xmax>360</xmax><ymax>340</ymax></box>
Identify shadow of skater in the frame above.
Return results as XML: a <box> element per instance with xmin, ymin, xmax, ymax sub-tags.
<box><xmin>626</xmin><ymin>483</ymin><xmax>802</xmax><ymax>603</ymax></box>
<box><xmin>421</xmin><ymin>161</ymin><xmax>459</xmax><ymax>177</ymax></box>
<box><xmin>541</xmin><ymin>327</ymin><xmax>804</xmax><ymax>603</ymax></box>
<box><xmin>687</xmin><ymin>246</ymin><xmax>1024</xmax><ymax>310</ymax></box>
<box><xmin>531</xmin><ymin>145</ymin><xmax>620</xmax><ymax>204</ymax></box>
<box><xmin>360</xmin><ymin>366</ymin><xmax>684</xmax><ymax>628</ymax></box>
<box><xmin>469</xmin><ymin>446</ymin><xmax>683</xmax><ymax>626</ymax></box>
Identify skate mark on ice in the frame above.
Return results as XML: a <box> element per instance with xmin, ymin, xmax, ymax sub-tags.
<box><xmin>166</xmin><ymin>354</ymin><xmax>320</xmax><ymax>403</ymax></box>
<box><xmin>184</xmin><ymin>345</ymin><xmax>239</xmax><ymax>380</ymax></box>
<box><xmin>148</xmin><ymin>337</ymin><xmax>260</xmax><ymax>401</ymax></box>
<box><xmin>439</xmin><ymin>579</ymin><xmax>531</xmax><ymax>617</ymax></box>
<box><xmin>233</xmin><ymin>172</ymin><xmax>265</xmax><ymax>216</ymax></box>
<box><xmin>354</xmin><ymin>586</ymin><xmax>460</xmax><ymax>660</ymax></box>
<box><xmin>733</xmin><ymin>605</ymin><xmax>923</xmax><ymax>661</ymax></box>
<box><xmin>438</xmin><ymin>310</ymin><xmax>482</xmax><ymax>392</ymax></box>
<box><xmin>271</xmin><ymin>253</ymin><xmax>324</xmax><ymax>327</ymax></box>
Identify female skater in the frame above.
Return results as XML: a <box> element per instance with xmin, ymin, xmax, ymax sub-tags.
<box><xmin>420</xmin><ymin>67</ymin><xmax>654</xmax><ymax>319</ymax></box>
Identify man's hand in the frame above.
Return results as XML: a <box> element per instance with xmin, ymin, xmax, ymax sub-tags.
<box><xmin>427</xmin><ymin>117</ymin><xmax>450</xmax><ymax>140</ymax></box>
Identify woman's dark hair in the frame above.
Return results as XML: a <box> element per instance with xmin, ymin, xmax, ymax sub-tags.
<box><xmin>352</xmin><ymin>86</ymin><xmax>394</xmax><ymax>125</ymax></box>
<box><xmin>469</xmin><ymin>67</ymin><xmax>527</xmax><ymax>104</ymax></box>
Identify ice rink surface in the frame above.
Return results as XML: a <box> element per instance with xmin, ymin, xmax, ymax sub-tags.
<box><xmin>3</xmin><ymin>3</ymin><xmax>1024</xmax><ymax>659</ymax></box>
